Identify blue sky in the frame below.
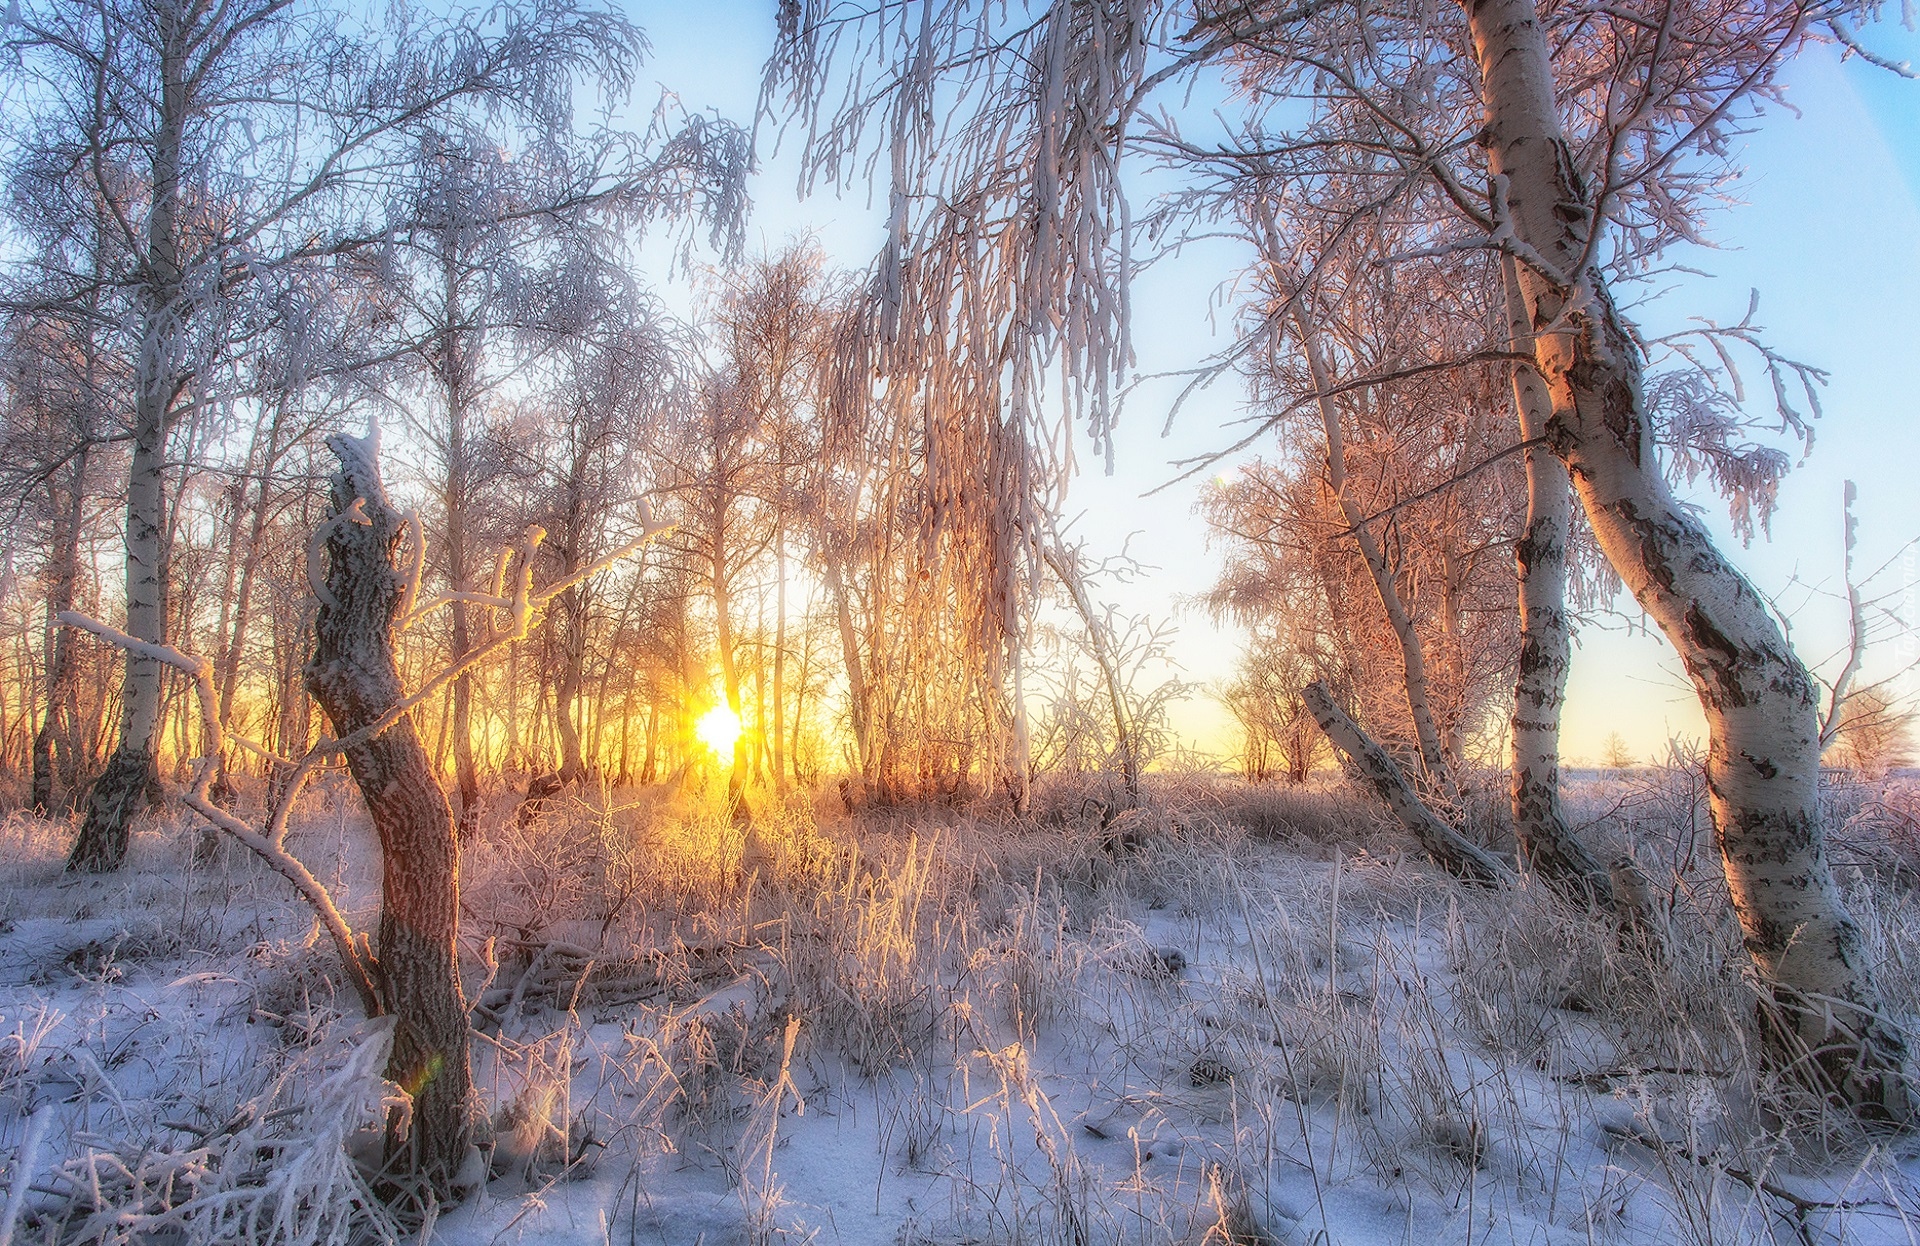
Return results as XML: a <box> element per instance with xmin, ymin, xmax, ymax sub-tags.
<box><xmin>630</xmin><ymin>4</ymin><xmax>1920</xmax><ymax>764</ymax></box>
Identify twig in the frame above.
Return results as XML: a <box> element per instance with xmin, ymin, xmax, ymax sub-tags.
<box><xmin>0</xmin><ymin>1104</ymin><xmax>52</xmax><ymax>1246</ymax></box>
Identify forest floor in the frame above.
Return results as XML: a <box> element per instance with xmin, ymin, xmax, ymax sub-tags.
<box><xmin>3</xmin><ymin>768</ymin><xmax>1920</xmax><ymax>1245</ymax></box>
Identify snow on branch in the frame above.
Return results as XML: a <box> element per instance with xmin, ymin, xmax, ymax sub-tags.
<box><xmin>53</xmin><ymin>610</ymin><xmax>381</xmax><ymax>1016</ymax></box>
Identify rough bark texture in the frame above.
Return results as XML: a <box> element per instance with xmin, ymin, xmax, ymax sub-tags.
<box><xmin>305</xmin><ymin>431</ymin><xmax>474</xmax><ymax>1194</ymax></box>
<box><xmin>1302</xmin><ymin>681</ymin><xmax>1511</xmax><ymax>884</ymax></box>
<box><xmin>1500</xmin><ymin>254</ymin><xmax>1614</xmax><ymax>906</ymax></box>
<box><xmin>1468</xmin><ymin>0</ymin><xmax>1911</xmax><ymax>1119</ymax></box>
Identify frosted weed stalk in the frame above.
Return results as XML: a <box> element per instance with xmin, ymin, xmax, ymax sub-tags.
<box><xmin>771</xmin><ymin>832</ymin><xmax>952</xmax><ymax>1075</ymax></box>
<box><xmin>29</xmin><ymin>1021</ymin><xmax>406</xmax><ymax>1246</ymax></box>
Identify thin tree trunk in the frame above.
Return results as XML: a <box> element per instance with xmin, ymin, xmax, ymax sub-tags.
<box><xmin>34</xmin><ymin>450</ymin><xmax>87</xmax><ymax>814</ymax></box>
<box><xmin>206</xmin><ymin>474</ymin><xmax>247</xmax><ymax>806</ymax></box>
<box><xmin>1006</xmin><ymin>634</ymin><xmax>1032</xmax><ymax>814</ymax></box>
<box><xmin>212</xmin><ymin>410</ymin><xmax>289</xmax><ymax>803</ymax></box>
<box><xmin>306</xmin><ymin>431</ymin><xmax>473</xmax><ymax>1196</ymax></box>
<box><xmin>1298</xmin><ymin>314</ymin><xmax>1454</xmax><ymax>798</ymax></box>
<box><xmin>554</xmin><ymin>584</ymin><xmax>588</xmax><ymax>784</ymax></box>
<box><xmin>1042</xmin><ymin>541</ymin><xmax>1139</xmax><ymax>804</ymax></box>
<box><xmin>640</xmin><ymin>699</ymin><xmax>658</xmax><ymax>785</ymax></box>
<box><xmin>772</xmin><ymin>531</ymin><xmax>789</xmax><ymax>791</ymax></box>
<box><xmin>1468</xmin><ymin>0</ymin><xmax>1911</xmax><ymax>1119</ymax></box>
<box><xmin>552</xmin><ymin>451</ymin><xmax>590</xmax><ymax>785</ymax></box>
<box><xmin>753</xmin><ymin>615</ymin><xmax>771</xmax><ymax>784</ymax></box>
<box><xmin>709</xmin><ymin>491</ymin><xmax>749</xmax><ymax>822</ymax></box>
<box><xmin>1436</xmin><ymin>538</ymin><xmax>1468</xmax><ymax>771</ymax></box>
<box><xmin>823</xmin><ymin>549</ymin><xmax>872</xmax><ymax>795</ymax></box>
<box><xmin>505</xmin><ymin>639</ymin><xmax>521</xmax><ymax>772</ymax></box>
<box><xmin>438</xmin><ymin>241</ymin><xmax>482</xmax><ymax>838</ymax></box>
<box><xmin>1500</xmin><ymin>252</ymin><xmax>1615</xmax><ymax>905</ymax></box>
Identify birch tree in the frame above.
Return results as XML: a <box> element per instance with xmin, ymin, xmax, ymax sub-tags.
<box><xmin>532</xmin><ymin>288</ymin><xmax>687</xmax><ymax>787</ymax></box>
<box><xmin>376</xmin><ymin>83</ymin><xmax>744</xmax><ymax>829</ymax></box>
<box><xmin>2</xmin><ymin>0</ymin><xmax>671</xmax><ymax>871</ymax></box>
<box><xmin>1462</xmin><ymin>0</ymin><xmax>1909</xmax><ymax>1115</ymax></box>
<box><xmin>771</xmin><ymin>0</ymin><xmax>1915</xmax><ymax>1117</ymax></box>
<box><xmin>1</xmin><ymin>304</ymin><xmax>123</xmax><ymax>814</ymax></box>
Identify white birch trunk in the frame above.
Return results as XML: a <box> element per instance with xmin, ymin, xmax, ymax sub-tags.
<box><xmin>1467</xmin><ymin>0</ymin><xmax>1911</xmax><ymax>1118</ymax></box>
<box><xmin>67</xmin><ymin>2</ymin><xmax>187</xmax><ymax>871</ymax></box>
<box><xmin>1501</xmin><ymin>253</ymin><xmax>1614</xmax><ymax>904</ymax></box>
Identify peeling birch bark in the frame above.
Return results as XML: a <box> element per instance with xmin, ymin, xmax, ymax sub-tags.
<box><xmin>1468</xmin><ymin>0</ymin><xmax>1912</xmax><ymax>1119</ymax></box>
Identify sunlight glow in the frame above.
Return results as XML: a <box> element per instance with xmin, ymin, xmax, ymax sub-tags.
<box><xmin>695</xmin><ymin>704</ymin><xmax>743</xmax><ymax>759</ymax></box>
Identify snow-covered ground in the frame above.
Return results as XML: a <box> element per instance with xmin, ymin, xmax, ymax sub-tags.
<box><xmin>2</xmin><ymin>773</ymin><xmax>1917</xmax><ymax>1245</ymax></box>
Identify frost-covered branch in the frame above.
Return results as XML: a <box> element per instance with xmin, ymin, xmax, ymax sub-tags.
<box><xmin>53</xmin><ymin>610</ymin><xmax>381</xmax><ymax>1016</ymax></box>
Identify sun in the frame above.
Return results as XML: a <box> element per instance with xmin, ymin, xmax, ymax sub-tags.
<box><xmin>695</xmin><ymin>704</ymin><xmax>743</xmax><ymax>760</ymax></box>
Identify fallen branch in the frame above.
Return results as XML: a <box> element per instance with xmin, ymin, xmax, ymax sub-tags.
<box><xmin>1602</xmin><ymin>1123</ymin><xmax>1894</xmax><ymax>1246</ymax></box>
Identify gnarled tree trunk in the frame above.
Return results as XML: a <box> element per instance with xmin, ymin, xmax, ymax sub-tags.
<box><xmin>1468</xmin><ymin>0</ymin><xmax>1911</xmax><ymax>1119</ymax></box>
<box><xmin>306</xmin><ymin>431</ymin><xmax>474</xmax><ymax>1194</ymax></box>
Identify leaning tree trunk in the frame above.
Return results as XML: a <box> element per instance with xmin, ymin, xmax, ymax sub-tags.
<box><xmin>1500</xmin><ymin>253</ymin><xmax>1615</xmax><ymax>907</ymax></box>
<box><xmin>1468</xmin><ymin>0</ymin><xmax>1911</xmax><ymax>1119</ymax></box>
<box><xmin>1298</xmin><ymin>313</ymin><xmax>1455</xmax><ymax>800</ymax></box>
<box><xmin>305</xmin><ymin>431</ymin><xmax>474</xmax><ymax>1194</ymax></box>
<box><xmin>1302</xmin><ymin>681</ymin><xmax>1511</xmax><ymax>884</ymax></box>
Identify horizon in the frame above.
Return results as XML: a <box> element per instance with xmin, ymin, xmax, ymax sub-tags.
<box><xmin>630</xmin><ymin>3</ymin><xmax>1920</xmax><ymax>769</ymax></box>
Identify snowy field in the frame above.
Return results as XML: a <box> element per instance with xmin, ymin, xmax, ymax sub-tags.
<box><xmin>2</xmin><ymin>772</ymin><xmax>1918</xmax><ymax>1246</ymax></box>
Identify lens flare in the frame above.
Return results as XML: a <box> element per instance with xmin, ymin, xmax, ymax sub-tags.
<box><xmin>695</xmin><ymin>704</ymin><xmax>743</xmax><ymax>759</ymax></box>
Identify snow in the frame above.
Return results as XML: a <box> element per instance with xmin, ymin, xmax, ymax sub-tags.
<box><xmin>2</xmin><ymin>779</ymin><xmax>1917</xmax><ymax>1245</ymax></box>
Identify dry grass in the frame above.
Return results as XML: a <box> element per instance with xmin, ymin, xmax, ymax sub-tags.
<box><xmin>4</xmin><ymin>768</ymin><xmax>1919</xmax><ymax>1244</ymax></box>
